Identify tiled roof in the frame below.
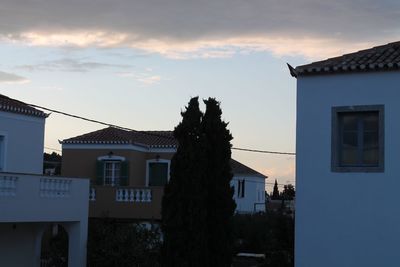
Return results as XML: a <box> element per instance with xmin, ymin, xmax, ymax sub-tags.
<box><xmin>0</xmin><ymin>94</ymin><xmax>47</xmax><ymax>118</ymax></box>
<box><xmin>230</xmin><ymin>159</ymin><xmax>267</xmax><ymax>178</ymax></box>
<box><xmin>293</xmin><ymin>41</ymin><xmax>400</xmax><ymax>77</ymax></box>
<box><xmin>63</xmin><ymin>127</ymin><xmax>267</xmax><ymax>176</ymax></box>
<box><xmin>61</xmin><ymin>127</ymin><xmax>178</xmax><ymax>148</ymax></box>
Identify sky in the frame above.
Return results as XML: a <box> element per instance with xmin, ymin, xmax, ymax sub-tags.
<box><xmin>0</xmin><ymin>0</ymin><xmax>399</xmax><ymax>192</ymax></box>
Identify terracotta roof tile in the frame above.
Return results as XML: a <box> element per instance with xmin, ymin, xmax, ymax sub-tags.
<box><xmin>61</xmin><ymin>127</ymin><xmax>178</xmax><ymax>148</ymax></box>
<box><xmin>0</xmin><ymin>94</ymin><xmax>47</xmax><ymax>118</ymax></box>
<box><xmin>294</xmin><ymin>41</ymin><xmax>400</xmax><ymax>76</ymax></box>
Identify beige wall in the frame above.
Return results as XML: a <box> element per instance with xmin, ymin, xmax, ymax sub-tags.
<box><xmin>90</xmin><ymin>186</ymin><xmax>164</xmax><ymax>220</ymax></box>
<box><xmin>62</xmin><ymin>148</ymin><xmax>174</xmax><ymax>187</ymax></box>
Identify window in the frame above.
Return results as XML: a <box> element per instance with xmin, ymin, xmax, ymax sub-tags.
<box><xmin>148</xmin><ymin>162</ymin><xmax>169</xmax><ymax>186</ymax></box>
<box><xmin>237</xmin><ymin>179</ymin><xmax>245</xmax><ymax>198</ymax></box>
<box><xmin>96</xmin><ymin>155</ymin><xmax>128</xmax><ymax>186</ymax></box>
<box><xmin>332</xmin><ymin>105</ymin><xmax>384</xmax><ymax>172</ymax></box>
<box><xmin>104</xmin><ymin>161</ymin><xmax>121</xmax><ymax>186</ymax></box>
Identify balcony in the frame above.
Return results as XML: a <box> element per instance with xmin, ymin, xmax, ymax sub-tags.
<box><xmin>89</xmin><ymin>186</ymin><xmax>164</xmax><ymax>220</ymax></box>
<box><xmin>0</xmin><ymin>172</ymin><xmax>89</xmax><ymax>267</ymax></box>
<box><xmin>0</xmin><ymin>172</ymin><xmax>89</xmax><ymax>223</ymax></box>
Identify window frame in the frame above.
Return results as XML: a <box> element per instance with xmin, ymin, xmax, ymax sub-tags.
<box><xmin>237</xmin><ymin>179</ymin><xmax>245</xmax><ymax>198</ymax></box>
<box><xmin>103</xmin><ymin>160</ymin><xmax>121</xmax><ymax>186</ymax></box>
<box><xmin>145</xmin><ymin>159</ymin><xmax>170</xmax><ymax>187</ymax></box>
<box><xmin>96</xmin><ymin>155</ymin><xmax>126</xmax><ymax>186</ymax></box>
<box><xmin>331</xmin><ymin>105</ymin><xmax>384</xmax><ymax>172</ymax></box>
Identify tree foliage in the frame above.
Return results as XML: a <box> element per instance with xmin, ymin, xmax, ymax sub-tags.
<box><xmin>87</xmin><ymin>218</ymin><xmax>161</xmax><ymax>267</ymax></box>
<box><xmin>161</xmin><ymin>97</ymin><xmax>235</xmax><ymax>267</ymax></box>
<box><xmin>272</xmin><ymin>179</ymin><xmax>280</xmax><ymax>200</ymax></box>
<box><xmin>282</xmin><ymin>184</ymin><xmax>295</xmax><ymax>200</ymax></box>
<box><xmin>232</xmin><ymin>212</ymin><xmax>294</xmax><ymax>267</ymax></box>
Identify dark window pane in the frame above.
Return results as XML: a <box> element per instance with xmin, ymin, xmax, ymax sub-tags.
<box><xmin>341</xmin><ymin>148</ymin><xmax>358</xmax><ymax>165</ymax></box>
<box><xmin>342</xmin><ymin>131</ymin><xmax>358</xmax><ymax>148</ymax></box>
<box><xmin>363</xmin><ymin>148</ymin><xmax>379</xmax><ymax>165</ymax></box>
<box><xmin>340</xmin><ymin>113</ymin><xmax>358</xmax><ymax>131</ymax></box>
<box><xmin>363</xmin><ymin>112</ymin><xmax>379</xmax><ymax>131</ymax></box>
<box><xmin>149</xmin><ymin>163</ymin><xmax>168</xmax><ymax>186</ymax></box>
<box><xmin>363</xmin><ymin>132</ymin><xmax>378</xmax><ymax>148</ymax></box>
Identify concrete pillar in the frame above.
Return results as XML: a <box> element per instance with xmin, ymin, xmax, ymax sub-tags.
<box><xmin>64</xmin><ymin>221</ymin><xmax>88</xmax><ymax>267</ymax></box>
<box><xmin>33</xmin><ymin>223</ymin><xmax>48</xmax><ymax>267</ymax></box>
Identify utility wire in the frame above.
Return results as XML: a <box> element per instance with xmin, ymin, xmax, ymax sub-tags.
<box><xmin>232</xmin><ymin>147</ymin><xmax>295</xmax><ymax>155</ymax></box>
<box><xmin>27</xmin><ymin>102</ymin><xmax>295</xmax><ymax>156</ymax></box>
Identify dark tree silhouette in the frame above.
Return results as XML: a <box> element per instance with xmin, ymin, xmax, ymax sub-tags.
<box><xmin>161</xmin><ymin>97</ymin><xmax>208</xmax><ymax>267</ymax></box>
<box><xmin>161</xmin><ymin>97</ymin><xmax>235</xmax><ymax>266</ymax></box>
<box><xmin>272</xmin><ymin>179</ymin><xmax>280</xmax><ymax>200</ymax></box>
<box><xmin>202</xmin><ymin>98</ymin><xmax>236</xmax><ymax>267</ymax></box>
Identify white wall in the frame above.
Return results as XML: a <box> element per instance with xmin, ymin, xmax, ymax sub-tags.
<box><xmin>296</xmin><ymin>71</ymin><xmax>400</xmax><ymax>267</ymax></box>
<box><xmin>231</xmin><ymin>175</ymin><xmax>265</xmax><ymax>213</ymax></box>
<box><xmin>0</xmin><ymin>111</ymin><xmax>45</xmax><ymax>174</ymax></box>
<box><xmin>0</xmin><ymin>173</ymin><xmax>89</xmax><ymax>267</ymax></box>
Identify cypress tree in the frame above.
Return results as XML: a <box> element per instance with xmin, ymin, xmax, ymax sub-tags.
<box><xmin>272</xmin><ymin>179</ymin><xmax>280</xmax><ymax>200</ymax></box>
<box><xmin>161</xmin><ymin>97</ymin><xmax>208</xmax><ymax>267</ymax></box>
<box><xmin>202</xmin><ymin>98</ymin><xmax>236</xmax><ymax>267</ymax></box>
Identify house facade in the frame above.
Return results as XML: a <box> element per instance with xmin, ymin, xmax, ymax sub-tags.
<box><xmin>0</xmin><ymin>94</ymin><xmax>89</xmax><ymax>267</ymax></box>
<box><xmin>61</xmin><ymin>127</ymin><xmax>266</xmax><ymax>220</ymax></box>
<box><xmin>291</xmin><ymin>41</ymin><xmax>400</xmax><ymax>267</ymax></box>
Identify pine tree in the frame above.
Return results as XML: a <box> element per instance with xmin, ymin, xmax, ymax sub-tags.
<box><xmin>202</xmin><ymin>98</ymin><xmax>236</xmax><ymax>267</ymax></box>
<box><xmin>161</xmin><ymin>97</ymin><xmax>208</xmax><ymax>267</ymax></box>
<box><xmin>272</xmin><ymin>179</ymin><xmax>280</xmax><ymax>200</ymax></box>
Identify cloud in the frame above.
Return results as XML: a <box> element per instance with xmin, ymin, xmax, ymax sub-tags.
<box><xmin>117</xmin><ymin>71</ymin><xmax>162</xmax><ymax>85</ymax></box>
<box><xmin>1</xmin><ymin>0</ymin><xmax>400</xmax><ymax>59</ymax></box>
<box><xmin>19</xmin><ymin>58</ymin><xmax>131</xmax><ymax>72</ymax></box>
<box><xmin>0</xmin><ymin>71</ymin><xmax>29</xmax><ymax>84</ymax></box>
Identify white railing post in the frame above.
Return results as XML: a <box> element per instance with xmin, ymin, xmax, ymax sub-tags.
<box><xmin>40</xmin><ymin>178</ymin><xmax>72</xmax><ymax>198</ymax></box>
<box><xmin>0</xmin><ymin>176</ymin><xmax>18</xmax><ymax>197</ymax></box>
<box><xmin>115</xmin><ymin>188</ymin><xmax>152</xmax><ymax>203</ymax></box>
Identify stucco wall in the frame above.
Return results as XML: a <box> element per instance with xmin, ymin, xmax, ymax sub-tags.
<box><xmin>0</xmin><ymin>223</ymin><xmax>40</xmax><ymax>267</ymax></box>
<box><xmin>231</xmin><ymin>175</ymin><xmax>265</xmax><ymax>213</ymax></box>
<box><xmin>0</xmin><ymin>111</ymin><xmax>45</xmax><ymax>174</ymax></box>
<box><xmin>61</xmin><ymin>147</ymin><xmax>174</xmax><ymax>186</ymax></box>
<box><xmin>296</xmin><ymin>71</ymin><xmax>400</xmax><ymax>267</ymax></box>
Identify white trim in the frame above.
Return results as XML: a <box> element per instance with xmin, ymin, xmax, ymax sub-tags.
<box><xmin>0</xmin><ymin>110</ymin><xmax>46</xmax><ymax>124</ymax></box>
<box><xmin>145</xmin><ymin>159</ymin><xmax>171</xmax><ymax>186</ymax></box>
<box><xmin>97</xmin><ymin>155</ymin><xmax>126</xmax><ymax>161</ymax></box>
<box><xmin>62</xmin><ymin>143</ymin><xmax>177</xmax><ymax>153</ymax></box>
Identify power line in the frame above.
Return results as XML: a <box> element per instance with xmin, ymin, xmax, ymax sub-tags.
<box><xmin>28</xmin><ymin>103</ymin><xmax>133</xmax><ymax>131</ymax></box>
<box><xmin>26</xmin><ymin>101</ymin><xmax>295</xmax><ymax>156</ymax></box>
<box><xmin>232</xmin><ymin>147</ymin><xmax>295</xmax><ymax>155</ymax></box>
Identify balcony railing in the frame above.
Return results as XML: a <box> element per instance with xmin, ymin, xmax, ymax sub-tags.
<box><xmin>0</xmin><ymin>172</ymin><xmax>89</xmax><ymax>223</ymax></box>
<box><xmin>89</xmin><ymin>187</ymin><xmax>152</xmax><ymax>202</ymax></box>
<box><xmin>116</xmin><ymin>188</ymin><xmax>152</xmax><ymax>202</ymax></box>
<box><xmin>88</xmin><ymin>186</ymin><xmax>163</xmax><ymax>220</ymax></box>
<box><xmin>39</xmin><ymin>178</ymin><xmax>71</xmax><ymax>198</ymax></box>
<box><xmin>0</xmin><ymin>175</ymin><xmax>18</xmax><ymax>197</ymax></box>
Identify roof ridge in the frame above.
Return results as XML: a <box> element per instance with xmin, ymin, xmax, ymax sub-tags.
<box><xmin>293</xmin><ymin>41</ymin><xmax>400</xmax><ymax>76</ymax></box>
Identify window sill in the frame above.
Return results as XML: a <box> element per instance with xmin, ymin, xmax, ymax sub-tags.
<box><xmin>331</xmin><ymin>165</ymin><xmax>384</xmax><ymax>173</ymax></box>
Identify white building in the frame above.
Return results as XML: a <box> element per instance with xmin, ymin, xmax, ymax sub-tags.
<box><xmin>290</xmin><ymin>41</ymin><xmax>400</xmax><ymax>267</ymax></box>
<box><xmin>230</xmin><ymin>159</ymin><xmax>267</xmax><ymax>213</ymax></box>
<box><xmin>0</xmin><ymin>94</ymin><xmax>89</xmax><ymax>267</ymax></box>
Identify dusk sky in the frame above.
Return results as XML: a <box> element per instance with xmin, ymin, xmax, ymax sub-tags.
<box><xmin>0</xmin><ymin>0</ymin><xmax>398</xmax><ymax>191</ymax></box>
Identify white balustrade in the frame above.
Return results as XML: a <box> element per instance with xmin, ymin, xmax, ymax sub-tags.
<box><xmin>0</xmin><ymin>176</ymin><xmax>18</xmax><ymax>196</ymax></box>
<box><xmin>40</xmin><ymin>178</ymin><xmax>71</xmax><ymax>198</ymax></box>
<box><xmin>116</xmin><ymin>188</ymin><xmax>152</xmax><ymax>202</ymax></box>
<box><xmin>89</xmin><ymin>188</ymin><xmax>96</xmax><ymax>201</ymax></box>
